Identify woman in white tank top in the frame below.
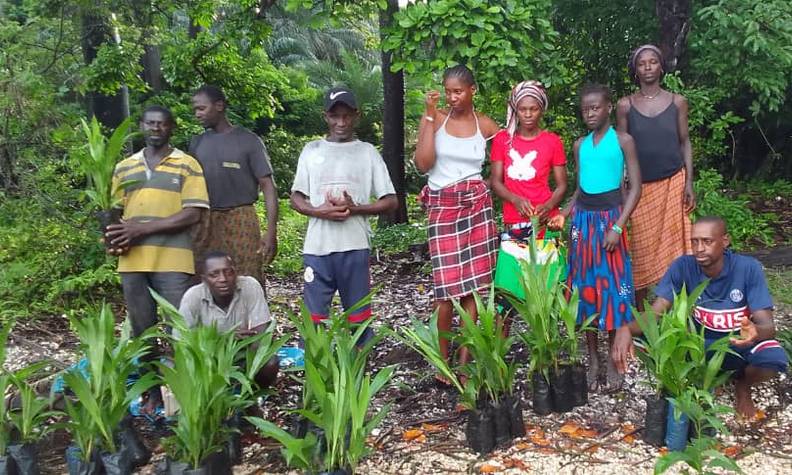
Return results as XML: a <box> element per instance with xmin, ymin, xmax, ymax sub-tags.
<box><xmin>415</xmin><ymin>65</ymin><xmax>500</xmax><ymax>382</ymax></box>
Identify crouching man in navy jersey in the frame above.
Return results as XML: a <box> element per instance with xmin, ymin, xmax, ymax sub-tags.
<box><xmin>612</xmin><ymin>216</ymin><xmax>788</xmax><ymax>418</ymax></box>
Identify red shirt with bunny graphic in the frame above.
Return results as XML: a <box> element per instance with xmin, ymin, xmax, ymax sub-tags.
<box><xmin>490</xmin><ymin>129</ymin><xmax>566</xmax><ymax>224</ymax></box>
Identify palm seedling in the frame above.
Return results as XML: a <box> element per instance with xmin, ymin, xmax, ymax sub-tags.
<box><xmin>454</xmin><ymin>289</ymin><xmax>525</xmax><ymax>449</ymax></box>
<box><xmin>454</xmin><ymin>289</ymin><xmax>518</xmax><ymax>406</ymax></box>
<box><xmin>6</xmin><ymin>359</ymin><xmax>60</xmax><ymax>473</ymax></box>
<box><xmin>655</xmin><ymin>387</ymin><xmax>741</xmax><ymax>474</ymax></box>
<box><xmin>77</xmin><ymin>116</ymin><xmax>135</xmax><ymax>212</ymax></box>
<box><xmin>63</xmin><ymin>303</ymin><xmax>157</xmax><ymax>469</ymax></box>
<box><xmin>76</xmin><ymin>116</ymin><xmax>138</xmax><ymax>249</ymax></box>
<box><xmin>396</xmin><ymin>312</ymin><xmax>465</xmax><ymax>398</ymax></box>
<box><xmin>250</xmin><ymin>304</ymin><xmax>395</xmax><ymax>474</ymax></box>
<box><xmin>504</xmin><ymin>228</ymin><xmax>567</xmax><ymax>416</ymax></box>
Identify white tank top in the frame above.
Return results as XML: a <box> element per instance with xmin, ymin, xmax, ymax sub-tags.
<box><xmin>427</xmin><ymin>112</ymin><xmax>486</xmax><ymax>190</ymax></box>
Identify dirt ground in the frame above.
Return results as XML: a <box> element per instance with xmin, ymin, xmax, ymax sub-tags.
<box><xmin>7</xmin><ymin>248</ymin><xmax>792</xmax><ymax>474</ymax></box>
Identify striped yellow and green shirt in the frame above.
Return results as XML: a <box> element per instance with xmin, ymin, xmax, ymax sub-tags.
<box><xmin>112</xmin><ymin>148</ymin><xmax>209</xmax><ymax>273</ymax></box>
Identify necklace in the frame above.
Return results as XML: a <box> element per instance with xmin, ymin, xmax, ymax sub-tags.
<box><xmin>639</xmin><ymin>89</ymin><xmax>661</xmax><ymax>100</ymax></box>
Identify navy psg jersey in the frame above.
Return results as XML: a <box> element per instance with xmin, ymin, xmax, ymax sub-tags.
<box><xmin>654</xmin><ymin>251</ymin><xmax>773</xmax><ymax>339</ymax></box>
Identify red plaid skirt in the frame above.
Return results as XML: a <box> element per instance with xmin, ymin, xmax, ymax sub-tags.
<box><xmin>420</xmin><ymin>180</ymin><xmax>498</xmax><ymax>300</ymax></box>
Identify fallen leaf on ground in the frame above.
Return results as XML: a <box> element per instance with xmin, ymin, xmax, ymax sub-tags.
<box><xmin>417</xmin><ymin>284</ymin><xmax>425</xmax><ymax>293</ymax></box>
<box><xmin>479</xmin><ymin>463</ymin><xmax>501</xmax><ymax>473</ymax></box>
<box><xmin>502</xmin><ymin>457</ymin><xmax>530</xmax><ymax>470</ymax></box>
<box><xmin>531</xmin><ymin>429</ymin><xmax>551</xmax><ymax>447</ymax></box>
<box><xmin>514</xmin><ymin>442</ymin><xmax>532</xmax><ymax>450</ymax></box>
<box><xmin>754</xmin><ymin>410</ymin><xmax>767</xmax><ymax>421</ymax></box>
<box><xmin>722</xmin><ymin>445</ymin><xmax>742</xmax><ymax>457</ymax></box>
<box><xmin>621</xmin><ymin>423</ymin><xmax>636</xmax><ymax>443</ymax></box>
<box><xmin>559</xmin><ymin>422</ymin><xmax>581</xmax><ymax>435</ymax></box>
<box><xmin>421</xmin><ymin>423</ymin><xmax>445</xmax><ymax>432</ymax></box>
<box><xmin>402</xmin><ymin>429</ymin><xmax>426</xmax><ymax>443</ymax></box>
<box><xmin>585</xmin><ymin>444</ymin><xmax>600</xmax><ymax>454</ymax></box>
<box><xmin>658</xmin><ymin>447</ymin><xmax>668</xmax><ymax>456</ymax></box>
<box><xmin>559</xmin><ymin>421</ymin><xmax>598</xmax><ymax>439</ymax></box>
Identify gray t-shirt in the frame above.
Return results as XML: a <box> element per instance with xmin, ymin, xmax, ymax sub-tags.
<box><xmin>189</xmin><ymin>127</ymin><xmax>273</xmax><ymax>209</ymax></box>
<box><xmin>177</xmin><ymin>276</ymin><xmax>272</xmax><ymax>335</ymax></box>
<box><xmin>291</xmin><ymin>139</ymin><xmax>395</xmax><ymax>256</ymax></box>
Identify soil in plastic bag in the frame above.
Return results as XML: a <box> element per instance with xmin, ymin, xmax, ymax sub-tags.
<box><xmin>531</xmin><ymin>372</ymin><xmax>553</xmax><ymax>416</ymax></box>
<box><xmin>570</xmin><ymin>364</ymin><xmax>588</xmax><ymax>407</ymax></box>
<box><xmin>100</xmin><ymin>449</ymin><xmax>133</xmax><ymax>475</ymax></box>
<box><xmin>118</xmin><ymin>417</ymin><xmax>150</xmax><ymax>468</ymax></box>
<box><xmin>643</xmin><ymin>394</ymin><xmax>668</xmax><ymax>447</ymax></box>
<box><xmin>0</xmin><ymin>455</ymin><xmax>20</xmax><ymax>475</ymax></box>
<box><xmin>226</xmin><ymin>412</ymin><xmax>242</xmax><ymax>466</ymax></box>
<box><xmin>96</xmin><ymin>208</ymin><xmax>122</xmax><ymax>249</ymax></box>
<box><xmin>665</xmin><ymin>399</ymin><xmax>690</xmax><ymax>452</ymax></box>
<box><xmin>202</xmin><ymin>451</ymin><xmax>231</xmax><ymax>475</ymax></box>
<box><xmin>550</xmin><ymin>365</ymin><xmax>574</xmax><ymax>413</ymax></box>
<box><xmin>65</xmin><ymin>446</ymin><xmax>103</xmax><ymax>475</ymax></box>
<box><xmin>493</xmin><ymin>398</ymin><xmax>512</xmax><ymax>446</ymax></box>
<box><xmin>7</xmin><ymin>444</ymin><xmax>39</xmax><ymax>475</ymax></box>
<box><xmin>509</xmin><ymin>396</ymin><xmax>526</xmax><ymax>438</ymax></box>
<box><xmin>464</xmin><ymin>406</ymin><xmax>496</xmax><ymax>454</ymax></box>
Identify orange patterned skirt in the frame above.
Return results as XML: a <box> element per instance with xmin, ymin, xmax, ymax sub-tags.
<box><xmin>193</xmin><ymin>205</ymin><xmax>265</xmax><ymax>289</ymax></box>
<box><xmin>630</xmin><ymin>169</ymin><xmax>692</xmax><ymax>289</ymax></box>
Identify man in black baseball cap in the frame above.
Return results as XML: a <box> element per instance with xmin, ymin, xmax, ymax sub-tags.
<box><xmin>324</xmin><ymin>86</ymin><xmax>358</xmax><ymax>111</ymax></box>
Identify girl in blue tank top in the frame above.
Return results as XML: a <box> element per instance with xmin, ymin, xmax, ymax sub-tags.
<box><xmin>552</xmin><ymin>84</ymin><xmax>642</xmax><ymax>392</ymax></box>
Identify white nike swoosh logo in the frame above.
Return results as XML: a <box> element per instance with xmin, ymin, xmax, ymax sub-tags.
<box><xmin>329</xmin><ymin>91</ymin><xmax>345</xmax><ymax>100</ymax></box>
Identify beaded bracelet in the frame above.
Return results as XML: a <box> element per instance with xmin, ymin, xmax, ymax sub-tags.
<box><xmin>611</xmin><ymin>224</ymin><xmax>623</xmax><ymax>235</ymax></box>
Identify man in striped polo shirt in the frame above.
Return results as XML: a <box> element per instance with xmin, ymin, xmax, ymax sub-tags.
<box><xmin>106</xmin><ymin>105</ymin><xmax>209</xmax><ymax>412</ymax></box>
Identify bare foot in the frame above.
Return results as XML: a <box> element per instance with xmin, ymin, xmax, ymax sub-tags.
<box><xmin>734</xmin><ymin>379</ymin><xmax>757</xmax><ymax>419</ymax></box>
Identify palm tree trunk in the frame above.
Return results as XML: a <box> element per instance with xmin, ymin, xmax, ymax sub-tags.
<box><xmin>655</xmin><ymin>0</ymin><xmax>691</xmax><ymax>72</ymax></box>
<box><xmin>378</xmin><ymin>0</ymin><xmax>408</xmax><ymax>225</ymax></box>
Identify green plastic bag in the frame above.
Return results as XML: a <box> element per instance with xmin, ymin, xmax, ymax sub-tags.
<box><xmin>493</xmin><ymin>236</ymin><xmax>567</xmax><ymax>300</ymax></box>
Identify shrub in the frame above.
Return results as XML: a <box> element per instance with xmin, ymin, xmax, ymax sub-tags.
<box><xmin>264</xmin><ymin>128</ymin><xmax>322</xmax><ymax>199</ymax></box>
<box><xmin>0</xmin><ymin>199</ymin><xmax>118</xmax><ymax>319</ymax></box>
<box><xmin>259</xmin><ymin>199</ymin><xmax>307</xmax><ymax>276</ymax></box>
<box><xmin>693</xmin><ymin>169</ymin><xmax>774</xmax><ymax>248</ymax></box>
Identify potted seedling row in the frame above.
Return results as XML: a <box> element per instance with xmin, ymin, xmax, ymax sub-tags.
<box><xmin>398</xmin><ymin>292</ymin><xmax>524</xmax><ymax>455</ymax></box>
<box><xmin>151</xmin><ymin>291</ymin><xmax>284</xmax><ymax>474</ymax></box>
<box><xmin>253</xmin><ymin>305</ymin><xmax>395</xmax><ymax>474</ymax></box>
<box><xmin>62</xmin><ymin>304</ymin><xmax>156</xmax><ymax>475</ymax></box>
<box><xmin>506</xmin><ymin>229</ymin><xmax>590</xmax><ymax>416</ymax></box>
<box><xmin>455</xmin><ymin>292</ymin><xmax>523</xmax><ymax>453</ymax></box>
<box><xmin>0</xmin><ymin>321</ymin><xmax>62</xmax><ymax>475</ymax></box>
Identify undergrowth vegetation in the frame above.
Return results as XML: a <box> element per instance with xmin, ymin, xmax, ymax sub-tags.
<box><xmin>693</xmin><ymin>169</ymin><xmax>776</xmax><ymax>249</ymax></box>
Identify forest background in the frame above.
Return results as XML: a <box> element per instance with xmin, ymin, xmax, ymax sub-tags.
<box><xmin>1</xmin><ymin>0</ymin><xmax>791</xmax><ymax>321</ymax></box>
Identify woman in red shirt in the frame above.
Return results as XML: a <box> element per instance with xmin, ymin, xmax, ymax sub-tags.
<box><xmin>491</xmin><ymin>80</ymin><xmax>568</xmax><ymax>239</ymax></box>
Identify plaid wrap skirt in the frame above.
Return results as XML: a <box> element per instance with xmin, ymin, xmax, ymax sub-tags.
<box><xmin>420</xmin><ymin>180</ymin><xmax>498</xmax><ymax>300</ymax></box>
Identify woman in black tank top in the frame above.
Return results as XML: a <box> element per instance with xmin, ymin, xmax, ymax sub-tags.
<box><xmin>616</xmin><ymin>45</ymin><xmax>696</xmax><ymax>311</ymax></box>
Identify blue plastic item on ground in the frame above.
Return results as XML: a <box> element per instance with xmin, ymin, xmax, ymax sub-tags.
<box><xmin>665</xmin><ymin>399</ymin><xmax>690</xmax><ymax>451</ymax></box>
<box><xmin>277</xmin><ymin>346</ymin><xmax>305</xmax><ymax>369</ymax></box>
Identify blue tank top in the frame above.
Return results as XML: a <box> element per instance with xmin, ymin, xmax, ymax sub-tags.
<box><xmin>579</xmin><ymin>127</ymin><xmax>623</xmax><ymax>194</ymax></box>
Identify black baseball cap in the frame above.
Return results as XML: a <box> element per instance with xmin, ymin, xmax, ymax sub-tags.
<box><xmin>324</xmin><ymin>86</ymin><xmax>358</xmax><ymax>111</ymax></box>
